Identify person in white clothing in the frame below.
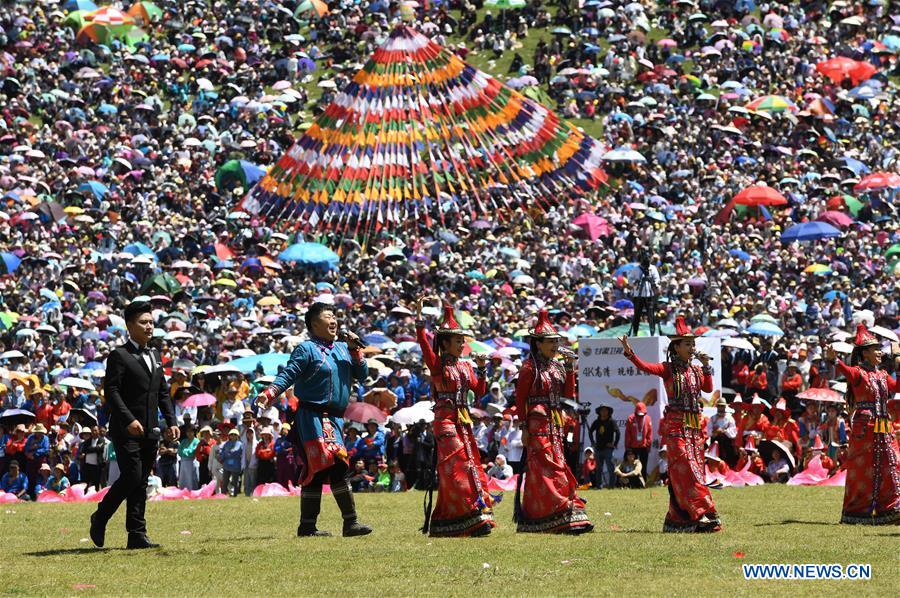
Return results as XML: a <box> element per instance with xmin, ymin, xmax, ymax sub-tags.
<box><xmin>501</xmin><ymin>417</ymin><xmax>524</xmax><ymax>473</ymax></box>
<box><xmin>241</xmin><ymin>424</ymin><xmax>258</xmax><ymax>496</ymax></box>
<box><xmin>708</xmin><ymin>397</ymin><xmax>737</xmax><ymax>466</ymax></box>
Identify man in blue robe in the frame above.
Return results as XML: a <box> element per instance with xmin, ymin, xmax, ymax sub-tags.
<box><xmin>258</xmin><ymin>303</ymin><xmax>372</xmax><ymax>537</ymax></box>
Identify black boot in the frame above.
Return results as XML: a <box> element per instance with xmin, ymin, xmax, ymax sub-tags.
<box><xmin>89</xmin><ymin>512</ymin><xmax>106</xmax><ymax>548</ymax></box>
<box><xmin>298</xmin><ymin>486</ymin><xmax>331</xmax><ymax>537</ymax></box>
<box><xmin>126</xmin><ymin>533</ymin><xmax>160</xmax><ymax>549</ymax></box>
<box><xmin>332</xmin><ymin>480</ymin><xmax>372</xmax><ymax>537</ymax></box>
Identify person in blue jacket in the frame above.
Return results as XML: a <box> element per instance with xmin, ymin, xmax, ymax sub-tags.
<box><xmin>217</xmin><ymin>429</ymin><xmax>244</xmax><ymax>497</ymax></box>
<box><xmin>258</xmin><ymin>302</ymin><xmax>372</xmax><ymax>538</ymax></box>
<box><xmin>359</xmin><ymin>419</ymin><xmax>385</xmax><ymax>465</ymax></box>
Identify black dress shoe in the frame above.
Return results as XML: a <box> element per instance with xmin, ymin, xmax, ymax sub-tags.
<box><xmin>297</xmin><ymin>525</ymin><xmax>333</xmax><ymax>537</ymax></box>
<box><xmin>126</xmin><ymin>534</ymin><xmax>160</xmax><ymax>549</ymax></box>
<box><xmin>342</xmin><ymin>521</ymin><xmax>373</xmax><ymax>537</ymax></box>
<box><xmin>89</xmin><ymin>512</ymin><xmax>105</xmax><ymax>548</ymax></box>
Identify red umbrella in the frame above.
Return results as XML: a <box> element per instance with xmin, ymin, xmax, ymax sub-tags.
<box><xmin>183</xmin><ymin>393</ymin><xmax>217</xmax><ymax>407</ymax></box>
<box><xmin>815</xmin><ymin>210</ymin><xmax>853</xmax><ymax>228</ymax></box>
<box><xmin>732</xmin><ymin>185</ymin><xmax>788</xmax><ymax>206</ymax></box>
<box><xmin>796</xmin><ymin>388</ymin><xmax>844</xmax><ymax>403</ymax></box>
<box><xmin>854</xmin><ymin>172</ymin><xmax>900</xmax><ymax>192</ymax></box>
<box><xmin>815</xmin><ymin>57</ymin><xmax>876</xmax><ymax>86</ymax></box>
<box><xmin>572</xmin><ymin>212</ymin><xmax>612</xmax><ymax>241</ymax></box>
<box><xmin>345</xmin><ymin>400</ymin><xmax>387</xmax><ymax>424</ymax></box>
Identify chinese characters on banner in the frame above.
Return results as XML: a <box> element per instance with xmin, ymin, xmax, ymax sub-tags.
<box><xmin>577</xmin><ymin>337</ymin><xmax>721</xmax><ymax>476</ymax></box>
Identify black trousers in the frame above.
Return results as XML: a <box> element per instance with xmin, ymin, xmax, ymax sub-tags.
<box><xmin>82</xmin><ymin>463</ymin><xmax>102</xmax><ymax>492</ymax></box>
<box><xmin>631</xmin><ymin>296</ymin><xmax>657</xmax><ymax>335</ymax></box>
<box><xmin>95</xmin><ymin>436</ymin><xmax>158</xmax><ymax>535</ymax></box>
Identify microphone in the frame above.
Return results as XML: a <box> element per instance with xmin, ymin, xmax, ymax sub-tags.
<box><xmin>340</xmin><ymin>330</ymin><xmax>367</xmax><ymax>349</ymax></box>
<box><xmin>151</xmin><ymin>427</ymin><xmax>161</xmax><ymax>440</ymax></box>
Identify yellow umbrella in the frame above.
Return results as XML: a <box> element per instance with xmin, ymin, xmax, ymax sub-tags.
<box><xmin>258</xmin><ymin>296</ymin><xmax>280</xmax><ymax>306</ymax></box>
<box><xmin>64</xmin><ymin>206</ymin><xmax>85</xmax><ymax>215</ymax></box>
<box><xmin>214</xmin><ymin>278</ymin><xmax>237</xmax><ymax>287</ymax></box>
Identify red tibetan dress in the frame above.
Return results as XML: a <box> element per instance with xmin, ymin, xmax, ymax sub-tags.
<box><xmin>834</xmin><ymin>360</ymin><xmax>900</xmax><ymax>525</ymax></box>
<box><xmin>417</xmin><ymin>323</ymin><xmax>495</xmax><ymax>537</ymax></box>
<box><xmin>626</xmin><ymin>353</ymin><xmax>721</xmax><ymax>532</ymax></box>
<box><xmin>514</xmin><ymin>356</ymin><xmax>593</xmax><ymax>533</ymax></box>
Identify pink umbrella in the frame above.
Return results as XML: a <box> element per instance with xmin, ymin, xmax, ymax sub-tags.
<box><xmin>796</xmin><ymin>387</ymin><xmax>844</xmax><ymax>403</ymax></box>
<box><xmin>345</xmin><ymin>400</ymin><xmax>386</xmax><ymax>424</ymax></box>
<box><xmin>572</xmin><ymin>212</ymin><xmax>613</xmax><ymax>241</ymax></box>
<box><xmin>183</xmin><ymin>393</ymin><xmax>217</xmax><ymax>407</ymax></box>
<box><xmin>815</xmin><ymin>210</ymin><xmax>854</xmax><ymax>228</ymax></box>
<box><xmin>657</xmin><ymin>38</ymin><xmax>678</xmax><ymax>48</ymax></box>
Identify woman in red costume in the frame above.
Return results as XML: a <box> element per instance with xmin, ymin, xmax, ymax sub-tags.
<box><xmin>619</xmin><ymin>316</ymin><xmax>721</xmax><ymax>532</ymax></box>
<box><xmin>416</xmin><ymin>299</ymin><xmax>494</xmax><ymax>537</ymax></box>
<box><xmin>764</xmin><ymin>398</ymin><xmax>801</xmax><ymax>464</ymax></box>
<box><xmin>514</xmin><ymin>310</ymin><xmax>593</xmax><ymax>534</ymax></box>
<box><xmin>825</xmin><ymin>324</ymin><xmax>900</xmax><ymax>525</ymax></box>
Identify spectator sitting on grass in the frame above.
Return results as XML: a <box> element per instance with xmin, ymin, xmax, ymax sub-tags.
<box><xmin>388</xmin><ymin>460</ymin><xmax>406</xmax><ymax>492</ymax></box>
<box><xmin>373</xmin><ymin>460</ymin><xmax>391</xmax><ymax>492</ymax></box>
<box><xmin>348</xmin><ymin>459</ymin><xmax>371</xmax><ymax>492</ymax></box>
<box><xmin>615</xmin><ymin>449</ymin><xmax>644</xmax><ymax>489</ymax></box>
<box><xmin>486</xmin><ymin>454</ymin><xmax>513</xmax><ymax>480</ymax></box>
<box><xmin>47</xmin><ymin>463</ymin><xmax>70</xmax><ymax>494</ymax></box>
<box><xmin>1</xmin><ymin>461</ymin><xmax>29</xmax><ymax>500</ymax></box>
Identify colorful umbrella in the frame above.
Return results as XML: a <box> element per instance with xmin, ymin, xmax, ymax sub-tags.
<box><xmin>746</xmin><ymin>95</ymin><xmax>796</xmax><ymax>112</ymax></box>
<box><xmin>76</xmin><ymin>22</ymin><xmax>112</xmax><ymax>45</ymax></box>
<box><xmin>241</xmin><ymin>26</ymin><xmax>607</xmax><ymax>241</ymax></box>
<box><xmin>853</xmin><ymin>171</ymin><xmax>900</xmax><ymax>192</ymax></box>
<box><xmin>815</xmin><ymin>210</ymin><xmax>853</xmax><ymax>228</ymax></box>
<box><xmin>295</xmin><ymin>0</ymin><xmax>329</xmax><ymax>18</ymax></box>
<box><xmin>126</xmin><ymin>1</ymin><xmax>164</xmax><ymax>23</ymax></box>
<box><xmin>803</xmin><ymin>264</ymin><xmax>832</xmax><ymax>275</ymax></box>
<box><xmin>183</xmin><ymin>393</ymin><xmax>217</xmax><ymax>408</ymax></box>
<box><xmin>215</xmin><ymin>160</ymin><xmax>267</xmax><ymax>190</ymax></box>
<box><xmin>485</xmin><ymin>0</ymin><xmax>526</xmax><ymax>7</ymax></box>
<box><xmin>278</xmin><ymin>242</ymin><xmax>340</xmax><ymax>269</ymax></box>
<box><xmin>780</xmin><ymin>222</ymin><xmax>842</xmax><ymax>243</ymax></box>
<box><xmin>732</xmin><ymin>185</ymin><xmax>788</xmax><ymax>206</ymax></box>
<box><xmin>815</xmin><ymin>57</ymin><xmax>877</xmax><ymax>86</ymax></box>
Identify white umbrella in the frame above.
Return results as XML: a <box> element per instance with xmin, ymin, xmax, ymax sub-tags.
<box><xmin>722</xmin><ymin>338</ymin><xmax>755</xmax><ymax>352</ymax></box>
<box><xmin>715</xmin><ymin>318</ymin><xmax>741</xmax><ymax>329</ymax></box>
<box><xmin>390</xmin><ymin>401</ymin><xmax>435</xmax><ymax>426</ymax></box>
<box><xmin>831</xmin><ymin>341</ymin><xmax>853</xmax><ymax>354</ymax></box>
<box><xmin>1</xmin><ymin>350</ymin><xmax>26</xmax><ymax>359</ymax></box>
<box><xmin>59</xmin><ymin>377</ymin><xmax>96</xmax><ymax>391</ymax></box>
<box><xmin>869</xmin><ymin>326</ymin><xmax>899</xmax><ymax>343</ymax></box>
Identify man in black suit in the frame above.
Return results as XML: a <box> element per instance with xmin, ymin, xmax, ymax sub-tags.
<box><xmin>90</xmin><ymin>301</ymin><xmax>179</xmax><ymax>549</ymax></box>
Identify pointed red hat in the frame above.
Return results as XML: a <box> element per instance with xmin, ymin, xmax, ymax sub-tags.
<box><xmin>668</xmin><ymin>315</ymin><xmax>696</xmax><ymax>341</ymax></box>
<box><xmin>811</xmin><ymin>435</ymin><xmax>825</xmax><ymax>451</ymax></box>
<box><xmin>705</xmin><ymin>442</ymin><xmax>722</xmax><ymax>462</ymax></box>
<box><xmin>529</xmin><ymin>309</ymin><xmax>560</xmax><ymax>339</ymax></box>
<box><xmin>853</xmin><ymin>323</ymin><xmax>879</xmax><ymax>348</ymax></box>
<box><xmin>437</xmin><ymin>304</ymin><xmax>470</xmax><ymax>336</ymax></box>
<box><xmin>771</xmin><ymin>398</ymin><xmax>791</xmax><ymax>417</ymax></box>
<box><xmin>744</xmin><ymin>436</ymin><xmax>757</xmax><ymax>452</ymax></box>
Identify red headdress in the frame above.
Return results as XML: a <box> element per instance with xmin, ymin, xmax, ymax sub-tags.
<box><xmin>667</xmin><ymin>315</ymin><xmax>696</xmax><ymax>341</ymax></box>
<box><xmin>852</xmin><ymin>323</ymin><xmax>879</xmax><ymax>348</ymax></box>
<box><xmin>528</xmin><ymin>309</ymin><xmax>560</xmax><ymax>339</ymax></box>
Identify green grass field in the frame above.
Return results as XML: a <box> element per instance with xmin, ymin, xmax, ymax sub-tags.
<box><xmin>0</xmin><ymin>485</ymin><xmax>896</xmax><ymax>597</ymax></box>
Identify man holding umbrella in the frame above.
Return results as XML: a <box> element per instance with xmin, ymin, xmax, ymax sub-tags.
<box><xmin>257</xmin><ymin>302</ymin><xmax>372</xmax><ymax>537</ymax></box>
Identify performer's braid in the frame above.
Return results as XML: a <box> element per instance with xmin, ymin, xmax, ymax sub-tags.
<box><xmin>667</xmin><ymin>343</ymin><xmax>683</xmax><ymax>401</ymax></box>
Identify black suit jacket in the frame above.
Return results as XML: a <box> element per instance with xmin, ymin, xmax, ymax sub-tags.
<box><xmin>104</xmin><ymin>342</ymin><xmax>176</xmax><ymax>441</ymax></box>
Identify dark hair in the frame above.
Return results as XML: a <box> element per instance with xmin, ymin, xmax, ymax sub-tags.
<box><xmin>123</xmin><ymin>300</ymin><xmax>152</xmax><ymax>324</ymax></box>
<box><xmin>304</xmin><ymin>302</ymin><xmax>334</xmax><ymax>331</ymax></box>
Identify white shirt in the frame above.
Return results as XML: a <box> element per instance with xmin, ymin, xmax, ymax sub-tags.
<box><xmin>709</xmin><ymin>413</ymin><xmax>737</xmax><ymax>439</ymax></box>
<box><xmin>502</xmin><ymin>427</ymin><xmax>524</xmax><ymax>462</ymax></box>
<box><xmin>628</xmin><ymin>265</ymin><xmax>661</xmax><ymax>298</ymax></box>
<box><xmin>128</xmin><ymin>339</ymin><xmax>155</xmax><ymax>371</ymax></box>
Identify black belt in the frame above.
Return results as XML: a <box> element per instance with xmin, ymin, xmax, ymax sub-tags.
<box><xmin>298</xmin><ymin>402</ymin><xmax>345</xmax><ymax>418</ymax></box>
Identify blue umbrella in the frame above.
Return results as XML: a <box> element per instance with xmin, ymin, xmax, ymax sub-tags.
<box><xmin>568</xmin><ymin>324</ymin><xmax>598</xmax><ymax>338</ymax></box>
<box><xmin>64</xmin><ymin>0</ymin><xmax>97</xmax><ymax>10</ymax></box>
<box><xmin>823</xmin><ymin>290</ymin><xmax>848</xmax><ymax>301</ymax></box>
<box><xmin>613</xmin><ymin>299</ymin><xmax>634</xmax><ymax>310</ymax></box>
<box><xmin>780</xmin><ymin>222</ymin><xmax>842</xmax><ymax>243</ymax></box>
<box><xmin>315</xmin><ymin>282</ymin><xmax>336</xmax><ymax>292</ymax></box>
<box><xmin>747</xmin><ymin>322</ymin><xmax>784</xmax><ymax>336</ymax></box>
<box><xmin>729</xmin><ymin>249</ymin><xmax>752</xmax><ymax>261</ymax></box>
<box><xmin>240</xmin><ymin>257</ymin><xmax>263</xmax><ymax>272</ymax></box>
<box><xmin>499</xmin><ymin>247</ymin><xmax>521</xmax><ymax>258</ymax></box>
<box><xmin>576</xmin><ymin>286</ymin><xmax>598</xmax><ymax>296</ymax></box>
<box><xmin>363</xmin><ymin>332</ymin><xmax>391</xmax><ymax>346</ymax></box>
<box><xmin>98</xmin><ymin>103</ymin><xmax>118</xmax><ymax>115</ymax></box>
<box><xmin>122</xmin><ymin>242</ymin><xmax>156</xmax><ymax>257</ymax></box>
<box><xmin>225</xmin><ymin>353</ymin><xmax>291</xmax><ymax>375</ymax></box>
<box><xmin>278</xmin><ymin>243</ymin><xmax>340</xmax><ymax>269</ymax></box>
<box><xmin>838</xmin><ymin>156</ymin><xmax>870</xmax><ymax>176</ymax></box>
<box><xmin>78</xmin><ymin>180</ymin><xmax>109</xmax><ymax>200</ymax></box>
<box><xmin>0</xmin><ymin>252</ymin><xmax>21</xmax><ymax>274</ymax></box>
<box><xmin>614</xmin><ymin>263</ymin><xmax>640</xmax><ymax>276</ymax></box>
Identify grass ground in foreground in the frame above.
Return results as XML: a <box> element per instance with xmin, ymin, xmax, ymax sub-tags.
<box><xmin>0</xmin><ymin>484</ymin><xmax>896</xmax><ymax>597</ymax></box>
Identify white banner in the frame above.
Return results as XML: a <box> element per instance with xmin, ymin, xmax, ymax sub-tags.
<box><xmin>577</xmin><ymin>336</ymin><xmax>721</xmax><ymax>477</ymax></box>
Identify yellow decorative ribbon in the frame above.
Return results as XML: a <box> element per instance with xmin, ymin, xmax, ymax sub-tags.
<box><xmin>457</xmin><ymin>407</ymin><xmax>472</xmax><ymax>426</ymax></box>
<box><xmin>874</xmin><ymin>418</ymin><xmax>891</xmax><ymax>434</ymax></box>
<box><xmin>683</xmin><ymin>412</ymin><xmax>701</xmax><ymax>429</ymax></box>
<box><xmin>551</xmin><ymin>408</ymin><xmax>565</xmax><ymax>428</ymax></box>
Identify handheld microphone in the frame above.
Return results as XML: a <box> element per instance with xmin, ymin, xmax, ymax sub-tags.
<box><xmin>340</xmin><ymin>330</ymin><xmax>367</xmax><ymax>349</ymax></box>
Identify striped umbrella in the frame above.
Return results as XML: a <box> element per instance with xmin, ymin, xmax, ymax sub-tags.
<box><xmin>88</xmin><ymin>6</ymin><xmax>135</xmax><ymax>27</ymax></box>
<box><xmin>746</xmin><ymin>95</ymin><xmax>796</xmax><ymax>112</ymax></box>
<box><xmin>241</xmin><ymin>26</ymin><xmax>608</xmax><ymax>243</ymax></box>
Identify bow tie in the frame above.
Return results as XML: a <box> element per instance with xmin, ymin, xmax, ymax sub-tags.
<box><xmin>134</xmin><ymin>345</ymin><xmax>151</xmax><ymax>355</ymax></box>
